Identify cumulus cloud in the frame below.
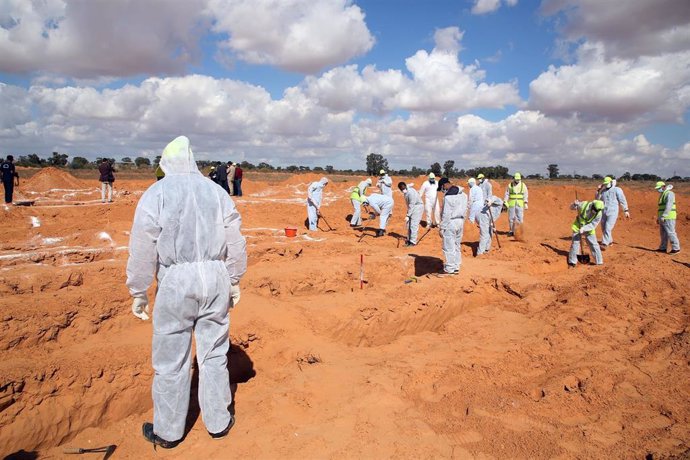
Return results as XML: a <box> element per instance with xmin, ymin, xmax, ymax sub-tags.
<box><xmin>304</xmin><ymin>27</ymin><xmax>520</xmax><ymax>113</ymax></box>
<box><xmin>207</xmin><ymin>0</ymin><xmax>375</xmax><ymax>74</ymax></box>
<box><xmin>541</xmin><ymin>0</ymin><xmax>690</xmax><ymax>59</ymax></box>
<box><xmin>531</xmin><ymin>0</ymin><xmax>690</xmax><ymax>124</ymax></box>
<box><xmin>0</xmin><ymin>0</ymin><xmax>374</xmax><ymax>78</ymax></box>
<box><xmin>529</xmin><ymin>44</ymin><xmax>690</xmax><ymax>122</ymax></box>
<box><xmin>0</xmin><ymin>0</ymin><xmax>207</xmax><ymax>78</ymax></box>
<box><xmin>471</xmin><ymin>0</ymin><xmax>518</xmax><ymax>15</ymax></box>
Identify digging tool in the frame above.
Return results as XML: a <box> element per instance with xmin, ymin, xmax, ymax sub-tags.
<box><xmin>319</xmin><ymin>213</ymin><xmax>335</xmax><ymax>231</ymax></box>
<box><xmin>64</xmin><ymin>445</ymin><xmax>116</xmax><ymax>460</ymax></box>
<box><xmin>576</xmin><ymin>232</ymin><xmax>591</xmax><ymax>264</ymax></box>
<box><xmin>416</xmin><ymin>226</ymin><xmax>433</xmax><ymax>244</ymax></box>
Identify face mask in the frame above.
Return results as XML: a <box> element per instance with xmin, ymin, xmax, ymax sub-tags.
<box><xmin>429</xmin><ymin>179</ymin><xmax>435</xmax><ymax>184</ymax></box>
<box><xmin>657</xmin><ymin>188</ymin><xmax>664</xmax><ymax>193</ymax></box>
<box><xmin>606</xmin><ymin>183</ymin><xmax>612</xmax><ymax>189</ymax></box>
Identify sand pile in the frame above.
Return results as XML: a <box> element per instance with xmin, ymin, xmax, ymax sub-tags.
<box><xmin>23</xmin><ymin>167</ymin><xmax>89</xmax><ymax>192</ymax></box>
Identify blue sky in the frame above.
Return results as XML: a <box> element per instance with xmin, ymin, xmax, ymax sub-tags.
<box><xmin>1</xmin><ymin>0</ymin><xmax>689</xmax><ymax>176</ymax></box>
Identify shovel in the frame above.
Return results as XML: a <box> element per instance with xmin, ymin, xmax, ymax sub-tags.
<box><xmin>64</xmin><ymin>445</ymin><xmax>116</xmax><ymax>460</ymax></box>
<box><xmin>577</xmin><ymin>233</ymin><xmax>590</xmax><ymax>264</ymax></box>
<box><xmin>416</xmin><ymin>227</ymin><xmax>433</xmax><ymax>244</ymax></box>
<box><xmin>319</xmin><ymin>213</ymin><xmax>335</xmax><ymax>231</ymax></box>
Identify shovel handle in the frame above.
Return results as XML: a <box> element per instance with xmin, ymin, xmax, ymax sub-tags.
<box><xmin>63</xmin><ymin>448</ymin><xmax>84</xmax><ymax>454</ymax></box>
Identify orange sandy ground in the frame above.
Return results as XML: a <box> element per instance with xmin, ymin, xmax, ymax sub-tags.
<box><xmin>1</xmin><ymin>169</ymin><xmax>689</xmax><ymax>459</ymax></box>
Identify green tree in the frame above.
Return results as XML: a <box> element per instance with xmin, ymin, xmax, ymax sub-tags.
<box><xmin>121</xmin><ymin>157</ymin><xmax>132</xmax><ymax>164</ymax></box>
<box><xmin>547</xmin><ymin>164</ymin><xmax>559</xmax><ymax>179</ymax></box>
<box><xmin>135</xmin><ymin>157</ymin><xmax>151</xmax><ymax>168</ymax></box>
<box><xmin>70</xmin><ymin>157</ymin><xmax>90</xmax><ymax>169</ymax></box>
<box><xmin>325</xmin><ymin>165</ymin><xmax>334</xmax><ymax>173</ymax></box>
<box><xmin>430</xmin><ymin>162</ymin><xmax>442</xmax><ymax>176</ymax></box>
<box><xmin>365</xmin><ymin>153</ymin><xmax>389</xmax><ymax>176</ymax></box>
<box><xmin>443</xmin><ymin>160</ymin><xmax>456</xmax><ymax>177</ymax></box>
<box><xmin>46</xmin><ymin>151</ymin><xmax>69</xmax><ymax>166</ymax></box>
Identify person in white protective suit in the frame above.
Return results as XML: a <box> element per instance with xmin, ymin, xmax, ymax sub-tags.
<box><xmin>477</xmin><ymin>173</ymin><xmax>492</xmax><ymax>201</ymax></box>
<box><xmin>361</xmin><ymin>193</ymin><xmax>394</xmax><ymax>237</ymax></box>
<box><xmin>419</xmin><ymin>173</ymin><xmax>440</xmax><ymax>228</ymax></box>
<box><xmin>377</xmin><ymin>169</ymin><xmax>393</xmax><ymax>197</ymax></box>
<box><xmin>126</xmin><ymin>136</ymin><xmax>247</xmax><ymax>449</ymax></box>
<box><xmin>467</xmin><ymin>178</ymin><xmax>484</xmax><ymax>225</ymax></box>
<box><xmin>595</xmin><ymin>176</ymin><xmax>629</xmax><ymax>247</ymax></box>
<box><xmin>350</xmin><ymin>178</ymin><xmax>372</xmax><ymax>227</ymax></box>
<box><xmin>306</xmin><ymin>177</ymin><xmax>329</xmax><ymax>231</ymax></box>
<box><xmin>398</xmin><ymin>181</ymin><xmax>424</xmax><ymax>246</ymax></box>
<box><xmin>477</xmin><ymin>196</ymin><xmax>503</xmax><ymax>255</ymax></box>
<box><xmin>439</xmin><ymin>181</ymin><xmax>468</xmax><ymax>274</ymax></box>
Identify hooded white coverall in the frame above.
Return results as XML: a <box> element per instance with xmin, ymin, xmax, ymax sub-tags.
<box><xmin>478</xmin><ymin>196</ymin><xmax>503</xmax><ymax>255</ymax></box>
<box><xmin>403</xmin><ymin>187</ymin><xmax>424</xmax><ymax>244</ymax></box>
<box><xmin>440</xmin><ymin>186</ymin><xmax>468</xmax><ymax>273</ymax></box>
<box><xmin>658</xmin><ymin>185</ymin><xmax>680</xmax><ymax>252</ymax></box>
<box><xmin>307</xmin><ymin>178</ymin><xmax>329</xmax><ymax>231</ymax></box>
<box><xmin>479</xmin><ymin>178</ymin><xmax>492</xmax><ymax>201</ymax></box>
<box><xmin>596</xmin><ymin>180</ymin><xmax>628</xmax><ymax>246</ymax></box>
<box><xmin>126</xmin><ymin>136</ymin><xmax>247</xmax><ymax>442</ymax></box>
<box><xmin>378</xmin><ymin>174</ymin><xmax>393</xmax><ymax>197</ymax></box>
<box><xmin>504</xmin><ymin>180</ymin><xmax>528</xmax><ymax>233</ymax></box>
<box><xmin>468</xmin><ymin>184</ymin><xmax>484</xmax><ymax>224</ymax></box>
<box><xmin>364</xmin><ymin>193</ymin><xmax>394</xmax><ymax>230</ymax></box>
<box><xmin>350</xmin><ymin>179</ymin><xmax>370</xmax><ymax>226</ymax></box>
<box><xmin>419</xmin><ymin>179</ymin><xmax>440</xmax><ymax>226</ymax></box>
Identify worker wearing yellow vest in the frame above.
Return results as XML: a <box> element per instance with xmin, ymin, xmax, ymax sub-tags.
<box><xmin>568</xmin><ymin>200</ymin><xmax>604</xmax><ymax>267</ymax></box>
<box><xmin>350</xmin><ymin>178</ymin><xmax>372</xmax><ymax>227</ymax></box>
<box><xmin>655</xmin><ymin>181</ymin><xmax>680</xmax><ymax>254</ymax></box>
<box><xmin>503</xmin><ymin>172</ymin><xmax>528</xmax><ymax>236</ymax></box>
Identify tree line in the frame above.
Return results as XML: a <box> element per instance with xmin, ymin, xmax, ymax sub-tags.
<box><xmin>7</xmin><ymin>152</ymin><xmax>687</xmax><ymax>181</ymax></box>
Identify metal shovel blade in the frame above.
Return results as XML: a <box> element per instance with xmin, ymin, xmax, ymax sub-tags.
<box><xmin>577</xmin><ymin>254</ymin><xmax>590</xmax><ymax>264</ymax></box>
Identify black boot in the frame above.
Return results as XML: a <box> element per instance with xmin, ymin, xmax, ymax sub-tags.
<box><xmin>142</xmin><ymin>422</ymin><xmax>181</xmax><ymax>449</ymax></box>
<box><xmin>375</xmin><ymin>229</ymin><xmax>385</xmax><ymax>237</ymax></box>
<box><xmin>209</xmin><ymin>416</ymin><xmax>235</xmax><ymax>440</ymax></box>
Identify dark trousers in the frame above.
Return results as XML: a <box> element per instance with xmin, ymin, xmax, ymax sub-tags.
<box><xmin>3</xmin><ymin>180</ymin><xmax>13</xmax><ymax>203</ymax></box>
<box><xmin>218</xmin><ymin>180</ymin><xmax>230</xmax><ymax>194</ymax></box>
<box><xmin>233</xmin><ymin>179</ymin><xmax>242</xmax><ymax>196</ymax></box>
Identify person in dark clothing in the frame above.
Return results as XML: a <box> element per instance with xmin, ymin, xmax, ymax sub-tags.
<box><xmin>1</xmin><ymin>155</ymin><xmax>19</xmax><ymax>204</ymax></box>
<box><xmin>98</xmin><ymin>158</ymin><xmax>115</xmax><ymax>203</ymax></box>
<box><xmin>215</xmin><ymin>161</ymin><xmax>229</xmax><ymax>193</ymax></box>
<box><xmin>208</xmin><ymin>166</ymin><xmax>218</xmax><ymax>183</ymax></box>
<box><xmin>233</xmin><ymin>164</ymin><xmax>243</xmax><ymax>197</ymax></box>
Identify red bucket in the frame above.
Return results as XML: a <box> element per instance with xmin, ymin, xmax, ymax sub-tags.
<box><xmin>284</xmin><ymin>227</ymin><xmax>297</xmax><ymax>237</ymax></box>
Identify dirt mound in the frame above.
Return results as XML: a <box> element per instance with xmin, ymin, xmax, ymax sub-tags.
<box><xmin>23</xmin><ymin>167</ymin><xmax>89</xmax><ymax>192</ymax></box>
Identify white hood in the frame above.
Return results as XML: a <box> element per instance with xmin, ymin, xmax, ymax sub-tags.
<box><xmin>159</xmin><ymin>136</ymin><xmax>201</xmax><ymax>176</ymax></box>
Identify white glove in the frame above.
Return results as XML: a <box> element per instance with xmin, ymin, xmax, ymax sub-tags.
<box><xmin>404</xmin><ymin>216</ymin><xmax>410</xmax><ymax>223</ymax></box>
<box><xmin>230</xmin><ymin>284</ymin><xmax>241</xmax><ymax>308</ymax></box>
<box><xmin>624</xmin><ymin>211</ymin><xmax>630</xmax><ymax>219</ymax></box>
<box><xmin>131</xmin><ymin>296</ymin><xmax>150</xmax><ymax>321</ymax></box>
<box><xmin>524</xmin><ymin>203</ymin><xmax>529</xmax><ymax>210</ymax></box>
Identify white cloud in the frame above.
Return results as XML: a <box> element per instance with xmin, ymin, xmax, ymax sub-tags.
<box><xmin>304</xmin><ymin>28</ymin><xmax>520</xmax><ymax>113</ymax></box>
<box><xmin>207</xmin><ymin>0</ymin><xmax>375</xmax><ymax>74</ymax></box>
<box><xmin>471</xmin><ymin>0</ymin><xmax>518</xmax><ymax>15</ymax></box>
<box><xmin>0</xmin><ymin>0</ymin><xmax>207</xmax><ymax>78</ymax></box>
<box><xmin>530</xmin><ymin>44</ymin><xmax>690</xmax><ymax>122</ymax></box>
<box><xmin>541</xmin><ymin>0</ymin><xmax>690</xmax><ymax>59</ymax></box>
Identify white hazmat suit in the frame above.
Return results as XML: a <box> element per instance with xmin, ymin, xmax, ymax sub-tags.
<box><xmin>419</xmin><ymin>177</ymin><xmax>440</xmax><ymax>226</ymax></box>
<box><xmin>477</xmin><ymin>196</ymin><xmax>503</xmax><ymax>255</ymax></box>
<box><xmin>467</xmin><ymin>181</ymin><xmax>484</xmax><ymax>224</ymax></box>
<box><xmin>126</xmin><ymin>136</ymin><xmax>247</xmax><ymax>443</ymax></box>
<box><xmin>403</xmin><ymin>186</ymin><xmax>424</xmax><ymax>244</ymax></box>
<box><xmin>377</xmin><ymin>173</ymin><xmax>393</xmax><ymax>197</ymax></box>
<box><xmin>307</xmin><ymin>177</ymin><xmax>329</xmax><ymax>231</ymax></box>
<box><xmin>440</xmin><ymin>186</ymin><xmax>468</xmax><ymax>274</ymax></box>
<box><xmin>596</xmin><ymin>180</ymin><xmax>629</xmax><ymax>246</ymax></box>
<box><xmin>363</xmin><ymin>193</ymin><xmax>394</xmax><ymax>230</ymax></box>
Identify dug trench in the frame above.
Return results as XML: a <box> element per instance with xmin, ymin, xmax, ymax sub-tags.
<box><xmin>1</xmin><ymin>175</ymin><xmax>689</xmax><ymax>459</ymax></box>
